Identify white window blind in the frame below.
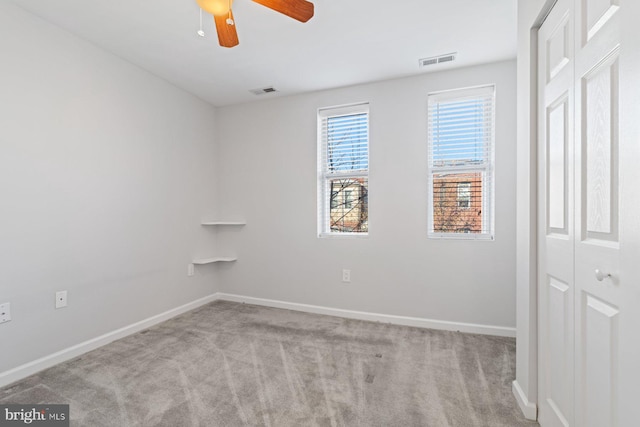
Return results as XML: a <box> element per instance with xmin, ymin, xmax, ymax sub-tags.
<box><xmin>427</xmin><ymin>85</ymin><xmax>495</xmax><ymax>239</ymax></box>
<box><xmin>318</xmin><ymin>103</ymin><xmax>369</xmax><ymax>236</ymax></box>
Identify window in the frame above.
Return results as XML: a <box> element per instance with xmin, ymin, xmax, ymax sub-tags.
<box><xmin>344</xmin><ymin>189</ymin><xmax>354</xmax><ymax>209</ymax></box>
<box><xmin>428</xmin><ymin>86</ymin><xmax>495</xmax><ymax>239</ymax></box>
<box><xmin>330</xmin><ymin>190</ymin><xmax>339</xmax><ymax>209</ymax></box>
<box><xmin>318</xmin><ymin>103</ymin><xmax>369</xmax><ymax>236</ymax></box>
<box><xmin>457</xmin><ymin>182</ymin><xmax>471</xmax><ymax>208</ymax></box>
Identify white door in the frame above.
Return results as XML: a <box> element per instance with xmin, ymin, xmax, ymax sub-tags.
<box><xmin>617</xmin><ymin>2</ymin><xmax>640</xmax><ymax>425</ymax></box>
<box><xmin>538</xmin><ymin>0</ymin><xmax>629</xmax><ymax>425</ymax></box>
<box><xmin>573</xmin><ymin>0</ymin><xmax>621</xmax><ymax>424</ymax></box>
<box><xmin>538</xmin><ymin>0</ymin><xmax>575</xmax><ymax>424</ymax></box>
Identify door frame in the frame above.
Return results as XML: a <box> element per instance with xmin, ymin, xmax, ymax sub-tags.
<box><xmin>513</xmin><ymin>0</ymin><xmax>558</xmax><ymax>421</ymax></box>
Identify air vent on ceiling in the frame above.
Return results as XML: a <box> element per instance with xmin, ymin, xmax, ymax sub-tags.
<box><xmin>419</xmin><ymin>52</ymin><xmax>457</xmax><ymax>68</ymax></box>
<box><xmin>249</xmin><ymin>86</ymin><xmax>278</xmax><ymax>95</ymax></box>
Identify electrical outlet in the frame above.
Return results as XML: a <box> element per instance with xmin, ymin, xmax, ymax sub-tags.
<box><xmin>188</xmin><ymin>263</ymin><xmax>195</xmax><ymax>277</ymax></box>
<box><xmin>0</xmin><ymin>303</ymin><xmax>11</xmax><ymax>324</ymax></box>
<box><xmin>342</xmin><ymin>269</ymin><xmax>351</xmax><ymax>283</ymax></box>
<box><xmin>55</xmin><ymin>291</ymin><xmax>68</xmax><ymax>309</ymax></box>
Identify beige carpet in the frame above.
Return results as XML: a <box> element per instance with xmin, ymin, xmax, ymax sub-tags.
<box><xmin>1</xmin><ymin>301</ymin><xmax>538</xmax><ymax>426</ymax></box>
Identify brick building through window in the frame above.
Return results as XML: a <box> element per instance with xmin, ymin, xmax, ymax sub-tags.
<box><xmin>432</xmin><ymin>172</ymin><xmax>482</xmax><ymax>233</ymax></box>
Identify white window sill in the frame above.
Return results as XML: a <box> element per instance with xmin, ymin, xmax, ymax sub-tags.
<box><xmin>318</xmin><ymin>232</ymin><xmax>369</xmax><ymax>239</ymax></box>
<box><xmin>428</xmin><ymin>233</ymin><xmax>494</xmax><ymax>241</ymax></box>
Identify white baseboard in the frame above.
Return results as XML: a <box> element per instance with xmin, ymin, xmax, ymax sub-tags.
<box><xmin>215</xmin><ymin>293</ymin><xmax>517</xmax><ymax>337</ymax></box>
<box><xmin>512</xmin><ymin>380</ymin><xmax>538</xmax><ymax>420</ymax></box>
<box><xmin>0</xmin><ymin>293</ymin><xmax>219</xmax><ymax>388</ymax></box>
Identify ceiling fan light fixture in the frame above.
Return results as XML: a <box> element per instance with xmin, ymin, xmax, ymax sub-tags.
<box><xmin>195</xmin><ymin>0</ymin><xmax>313</xmax><ymax>48</ymax></box>
<box><xmin>196</xmin><ymin>0</ymin><xmax>232</xmax><ymax>16</ymax></box>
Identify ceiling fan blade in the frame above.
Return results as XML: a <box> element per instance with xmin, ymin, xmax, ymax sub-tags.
<box><xmin>252</xmin><ymin>0</ymin><xmax>314</xmax><ymax>23</ymax></box>
<box><xmin>214</xmin><ymin>10</ymin><xmax>239</xmax><ymax>48</ymax></box>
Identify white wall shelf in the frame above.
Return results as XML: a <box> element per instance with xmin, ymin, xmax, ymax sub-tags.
<box><xmin>201</xmin><ymin>221</ymin><xmax>246</xmax><ymax>226</ymax></box>
<box><xmin>191</xmin><ymin>220</ymin><xmax>243</xmax><ymax>273</ymax></box>
<box><xmin>192</xmin><ymin>257</ymin><xmax>237</xmax><ymax>265</ymax></box>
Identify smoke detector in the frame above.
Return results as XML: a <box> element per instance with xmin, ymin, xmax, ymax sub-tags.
<box><xmin>249</xmin><ymin>86</ymin><xmax>278</xmax><ymax>95</ymax></box>
<box><xmin>419</xmin><ymin>52</ymin><xmax>457</xmax><ymax>68</ymax></box>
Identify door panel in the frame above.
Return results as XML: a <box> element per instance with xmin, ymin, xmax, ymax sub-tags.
<box><xmin>547</xmin><ymin>277</ymin><xmax>572</xmax><ymax>426</ymax></box>
<box><xmin>581</xmin><ymin>52</ymin><xmax>619</xmax><ymax>241</ymax></box>
<box><xmin>548</xmin><ymin>97</ymin><xmax>569</xmax><ymax>232</ymax></box>
<box><xmin>548</xmin><ymin>15</ymin><xmax>571</xmax><ymax>80</ymax></box>
<box><xmin>583</xmin><ymin>0</ymin><xmax>619</xmax><ymax>41</ymax></box>
<box><xmin>582</xmin><ymin>293</ymin><xmax>619</xmax><ymax>427</ymax></box>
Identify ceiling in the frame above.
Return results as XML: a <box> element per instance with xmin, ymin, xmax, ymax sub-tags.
<box><xmin>10</xmin><ymin>0</ymin><xmax>517</xmax><ymax>107</ymax></box>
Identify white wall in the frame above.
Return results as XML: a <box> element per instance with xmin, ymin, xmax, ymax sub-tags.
<box><xmin>0</xmin><ymin>3</ymin><xmax>218</xmax><ymax>376</ymax></box>
<box><xmin>513</xmin><ymin>0</ymin><xmax>548</xmax><ymax>420</ymax></box>
<box><xmin>215</xmin><ymin>60</ymin><xmax>517</xmax><ymax>331</ymax></box>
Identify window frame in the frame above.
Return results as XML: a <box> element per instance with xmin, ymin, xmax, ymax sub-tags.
<box><xmin>317</xmin><ymin>102</ymin><xmax>370</xmax><ymax>238</ymax></box>
<box><xmin>427</xmin><ymin>85</ymin><xmax>496</xmax><ymax>240</ymax></box>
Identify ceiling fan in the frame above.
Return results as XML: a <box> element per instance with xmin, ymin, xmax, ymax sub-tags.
<box><xmin>195</xmin><ymin>0</ymin><xmax>314</xmax><ymax>48</ymax></box>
